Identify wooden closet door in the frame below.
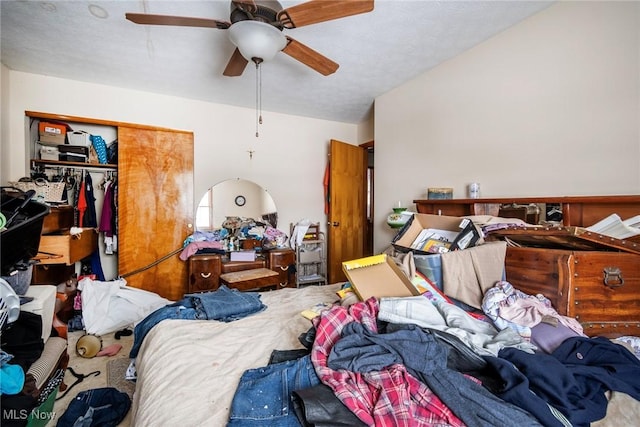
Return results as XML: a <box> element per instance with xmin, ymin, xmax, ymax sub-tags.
<box><xmin>118</xmin><ymin>126</ymin><xmax>194</xmax><ymax>300</ymax></box>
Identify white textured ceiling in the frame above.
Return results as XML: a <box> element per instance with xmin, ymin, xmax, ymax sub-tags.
<box><xmin>1</xmin><ymin>0</ymin><xmax>553</xmax><ymax>124</ymax></box>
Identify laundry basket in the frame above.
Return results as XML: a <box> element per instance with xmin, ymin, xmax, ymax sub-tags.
<box><xmin>1</xmin><ymin>187</ymin><xmax>50</xmax><ymax>276</ymax></box>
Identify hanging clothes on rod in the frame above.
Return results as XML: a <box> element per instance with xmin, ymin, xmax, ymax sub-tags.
<box><xmin>99</xmin><ymin>174</ymin><xmax>118</xmax><ymax>255</ymax></box>
<box><xmin>82</xmin><ymin>171</ymin><xmax>98</xmax><ymax>228</ymax></box>
<box><xmin>76</xmin><ymin>171</ymin><xmax>87</xmax><ymax>227</ymax></box>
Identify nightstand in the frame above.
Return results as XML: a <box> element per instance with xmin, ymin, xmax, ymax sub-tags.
<box><xmin>188</xmin><ymin>254</ymin><xmax>222</xmax><ymax>293</ymax></box>
<box><xmin>267</xmin><ymin>248</ymin><xmax>296</xmax><ymax>288</ymax></box>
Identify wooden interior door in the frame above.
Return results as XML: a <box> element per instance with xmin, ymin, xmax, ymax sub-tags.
<box><xmin>327</xmin><ymin>139</ymin><xmax>367</xmax><ymax>284</ymax></box>
<box><xmin>118</xmin><ymin>126</ymin><xmax>194</xmax><ymax>300</ymax></box>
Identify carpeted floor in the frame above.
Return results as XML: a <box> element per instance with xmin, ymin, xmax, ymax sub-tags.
<box><xmin>106</xmin><ymin>357</ymin><xmax>135</xmax><ymax>399</ymax></box>
<box><xmin>48</xmin><ymin>330</ymin><xmax>134</xmax><ymax>426</ymax></box>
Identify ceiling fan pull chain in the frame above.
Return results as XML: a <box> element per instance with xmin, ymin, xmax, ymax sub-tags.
<box><xmin>258</xmin><ymin>61</ymin><xmax>263</xmax><ymax>126</ymax></box>
<box><xmin>255</xmin><ymin>60</ymin><xmax>260</xmax><ymax>137</ymax></box>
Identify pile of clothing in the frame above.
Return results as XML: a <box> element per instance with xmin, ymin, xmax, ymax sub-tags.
<box><xmin>225</xmin><ymin>284</ymin><xmax>640</xmax><ymax>427</ymax></box>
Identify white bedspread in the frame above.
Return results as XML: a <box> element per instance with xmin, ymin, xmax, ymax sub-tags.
<box><xmin>130</xmin><ymin>283</ymin><xmax>640</xmax><ymax>426</ymax></box>
<box><xmin>131</xmin><ymin>284</ymin><xmax>341</xmax><ymax>426</ymax></box>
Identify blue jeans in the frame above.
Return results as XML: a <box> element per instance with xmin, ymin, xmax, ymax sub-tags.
<box><xmin>129</xmin><ymin>286</ymin><xmax>265</xmax><ymax>358</ymax></box>
<box><xmin>186</xmin><ymin>285</ymin><xmax>266</xmax><ymax>322</ymax></box>
<box><xmin>228</xmin><ymin>355</ymin><xmax>320</xmax><ymax>427</ymax></box>
<box><xmin>56</xmin><ymin>387</ymin><xmax>130</xmax><ymax>427</ymax></box>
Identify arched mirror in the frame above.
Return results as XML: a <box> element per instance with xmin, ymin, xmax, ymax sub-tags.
<box><xmin>196</xmin><ymin>178</ymin><xmax>277</xmax><ymax>230</ymax></box>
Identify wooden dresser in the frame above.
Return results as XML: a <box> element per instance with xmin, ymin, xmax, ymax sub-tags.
<box><xmin>187</xmin><ymin>248</ymin><xmax>296</xmax><ymax>294</ymax></box>
<box><xmin>413</xmin><ymin>195</ymin><xmax>640</xmax><ymax>227</ymax></box>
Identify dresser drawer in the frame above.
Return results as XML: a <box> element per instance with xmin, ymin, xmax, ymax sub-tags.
<box><xmin>41</xmin><ymin>205</ymin><xmax>74</xmax><ymax>235</ymax></box>
<box><xmin>268</xmin><ymin>249</ymin><xmax>296</xmax><ymax>288</ymax></box>
<box><xmin>222</xmin><ymin>259</ymin><xmax>266</xmax><ymax>274</ymax></box>
<box><xmin>32</xmin><ymin>264</ymin><xmax>75</xmax><ymax>285</ymax></box>
<box><xmin>188</xmin><ymin>254</ymin><xmax>222</xmax><ymax>293</ymax></box>
<box><xmin>37</xmin><ymin>229</ymin><xmax>98</xmax><ymax>265</ymax></box>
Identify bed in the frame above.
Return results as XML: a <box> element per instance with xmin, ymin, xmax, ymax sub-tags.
<box><xmin>130</xmin><ymin>284</ymin><xmax>342</xmax><ymax>425</ymax></box>
<box><xmin>130</xmin><ymin>283</ymin><xmax>640</xmax><ymax>427</ymax></box>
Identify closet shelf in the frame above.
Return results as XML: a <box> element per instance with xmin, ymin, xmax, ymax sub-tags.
<box><xmin>31</xmin><ymin>159</ymin><xmax>117</xmax><ymax>171</ymax></box>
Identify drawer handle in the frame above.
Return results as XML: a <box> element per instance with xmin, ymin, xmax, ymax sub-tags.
<box><xmin>200</xmin><ymin>272</ymin><xmax>212</xmax><ymax>279</ymax></box>
<box><xmin>279</xmin><ymin>266</ymin><xmax>288</xmax><ymax>271</ymax></box>
<box><xmin>603</xmin><ymin>267</ymin><xmax>624</xmax><ymax>288</ymax></box>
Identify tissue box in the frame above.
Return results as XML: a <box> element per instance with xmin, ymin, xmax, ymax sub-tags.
<box><xmin>39</xmin><ymin>145</ymin><xmax>60</xmax><ymax>161</ymax></box>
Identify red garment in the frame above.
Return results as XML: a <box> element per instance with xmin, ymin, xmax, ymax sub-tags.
<box><xmin>77</xmin><ymin>175</ymin><xmax>87</xmax><ymax>227</ymax></box>
<box><xmin>311</xmin><ymin>299</ymin><xmax>465</xmax><ymax>427</ymax></box>
<box><xmin>323</xmin><ymin>163</ymin><xmax>330</xmax><ymax>215</ymax></box>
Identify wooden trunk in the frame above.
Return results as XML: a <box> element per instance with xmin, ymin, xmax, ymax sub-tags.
<box><xmin>505</xmin><ymin>246</ymin><xmax>640</xmax><ymax>338</ymax></box>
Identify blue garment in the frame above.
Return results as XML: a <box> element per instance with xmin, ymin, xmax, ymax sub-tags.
<box><xmin>129</xmin><ymin>286</ymin><xmax>265</xmax><ymax>358</ymax></box>
<box><xmin>82</xmin><ymin>172</ymin><xmax>97</xmax><ymax>228</ymax></box>
<box><xmin>492</xmin><ymin>336</ymin><xmax>640</xmax><ymax>427</ymax></box>
<box><xmin>484</xmin><ymin>355</ymin><xmax>573</xmax><ymax>427</ymax></box>
<box><xmin>0</xmin><ymin>363</ymin><xmax>24</xmax><ymax>395</ymax></box>
<box><xmin>228</xmin><ymin>355</ymin><xmax>320</xmax><ymax>427</ymax></box>
<box><xmin>56</xmin><ymin>387</ymin><xmax>130</xmax><ymax>427</ymax></box>
<box><xmin>186</xmin><ymin>285</ymin><xmax>266</xmax><ymax>322</ymax></box>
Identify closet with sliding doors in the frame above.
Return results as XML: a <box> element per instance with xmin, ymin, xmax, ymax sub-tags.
<box><xmin>26</xmin><ymin>111</ymin><xmax>194</xmax><ymax>301</ymax></box>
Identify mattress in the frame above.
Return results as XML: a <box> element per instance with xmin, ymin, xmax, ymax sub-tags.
<box><xmin>130</xmin><ymin>284</ymin><xmax>640</xmax><ymax>426</ymax></box>
<box><xmin>131</xmin><ymin>284</ymin><xmax>341</xmax><ymax>426</ymax></box>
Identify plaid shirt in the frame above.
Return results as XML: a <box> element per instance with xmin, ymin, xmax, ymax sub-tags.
<box><xmin>311</xmin><ymin>298</ymin><xmax>465</xmax><ymax>427</ymax></box>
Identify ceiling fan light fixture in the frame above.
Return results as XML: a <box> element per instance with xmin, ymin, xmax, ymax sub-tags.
<box><xmin>228</xmin><ymin>20</ymin><xmax>286</xmax><ymax>62</ymax></box>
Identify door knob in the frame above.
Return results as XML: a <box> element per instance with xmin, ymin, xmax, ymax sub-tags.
<box><xmin>329</xmin><ymin>222</ymin><xmax>340</xmax><ymax>227</ymax></box>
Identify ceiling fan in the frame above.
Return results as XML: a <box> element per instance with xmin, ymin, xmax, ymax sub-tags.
<box><xmin>125</xmin><ymin>0</ymin><xmax>374</xmax><ymax>77</ymax></box>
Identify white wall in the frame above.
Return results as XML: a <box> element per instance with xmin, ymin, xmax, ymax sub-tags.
<box><xmin>3</xmin><ymin>70</ymin><xmax>360</xmax><ymax>245</ymax></box>
<box><xmin>1</xmin><ymin>64</ymin><xmax>10</xmax><ymax>181</ymax></box>
<box><xmin>357</xmin><ymin>107</ymin><xmax>374</xmax><ymax>143</ymax></box>
<box><xmin>374</xmin><ymin>1</ymin><xmax>640</xmax><ymax>253</ymax></box>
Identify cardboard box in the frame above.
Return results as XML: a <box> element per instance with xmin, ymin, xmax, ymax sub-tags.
<box><xmin>38</xmin><ymin>122</ymin><xmax>67</xmax><ymax>145</ymax></box>
<box><xmin>67</xmin><ymin>130</ymin><xmax>91</xmax><ymax>146</ymax></box>
<box><xmin>392</xmin><ymin>213</ymin><xmax>482</xmax><ymax>255</ymax></box>
<box><xmin>342</xmin><ymin>254</ymin><xmax>421</xmax><ymax>301</ymax></box>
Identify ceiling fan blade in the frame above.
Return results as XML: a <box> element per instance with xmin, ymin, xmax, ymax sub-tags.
<box><xmin>125</xmin><ymin>13</ymin><xmax>230</xmax><ymax>29</ymax></box>
<box><xmin>223</xmin><ymin>48</ymin><xmax>249</xmax><ymax>77</ymax></box>
<box><xmin>282</xmin><ymin>37</ymin><xmax>338</xmax><ymax>76</ymax></box>
<box><xmin>277</xmin><ymin>0</ymin><xmax>374</xmax><ymax>29</ymax></box>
